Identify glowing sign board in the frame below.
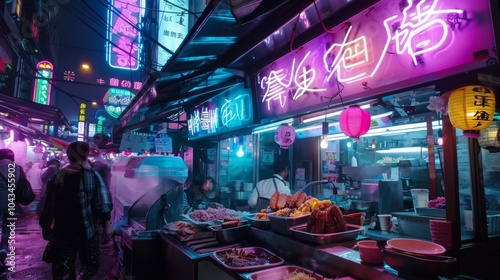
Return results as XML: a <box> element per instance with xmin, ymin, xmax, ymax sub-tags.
<box><xmin>157</xmin><ymin>0</ymin><xmax>190</xmax><ymax>70</ymax></box>
<box><xmin>255</xmin><ymin>0</ymin><xmax>496</xmax><ymax>121</ymax></box>
<box><xmin>33</xmin><ymin>61</ymin><xmax>53</xmax><ymax>105</ymax></box>
<box><xmin>78</xmin><ymin>103</ymin><xmax>86</xmax><ymax>141</ymax></box>
<box><xmin>107</xmin><ymin>0</ymin><xmax>142</xmax><ymax>70</ymax></box>
<box><xmin>103</xmin><ymin>88</ymin><xmax>135</xmax><ymax>118</ymax></box>
<box><xmin>186</xmin><ymin>84</ymin><xmax>254</xmax><ymax>139</ymax></box>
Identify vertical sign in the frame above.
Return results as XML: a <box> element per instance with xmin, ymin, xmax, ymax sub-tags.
<box><xmin>32</xmin><ymin>60</ymin><xmax>53</xmax><ymax>105</ymax></box>
<box><xmin>107</xmin><ymin>0</ymin><xmax>142</xmax><ymax>70</ymax></box>
<box><xmin>88</xmin><ymin>123</ymin><xmax>96</xmax><ymax>138</ymax></box>
<box><xmin>96</xmin><ymin>116</ymin><xmax>106</xmax><ymax>133</ymax></box>
<box><xmin>78</xmin><ymin>103</ymin><xmax>86</xmax><ymax>141</ymax></box>
<box><xmin>156</xmin><ymin>0</ymin><xmax>189</xmax><ymax>70</ymax></box>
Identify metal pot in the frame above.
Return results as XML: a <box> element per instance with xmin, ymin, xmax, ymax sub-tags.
<box><xmin>351</xmin><ymin>200</ymin><xmax>373</xmax><ymax>211</ymax></box>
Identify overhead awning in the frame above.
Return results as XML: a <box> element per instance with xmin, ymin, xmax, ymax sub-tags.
<box><xmin>0</xmin><ymin>94</ymin><xmax>71</xmax><ymax>128</ymax></box>
<box><xmin>119</xmin><ymin>0</ymin><xmax>378</xmax><ymax>132</ymax></box>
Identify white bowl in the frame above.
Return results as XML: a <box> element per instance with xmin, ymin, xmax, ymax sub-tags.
<box><xmin>386</xmin><ymin>238</ymin><xmax>446</xmax><ymax>256</ymax></box>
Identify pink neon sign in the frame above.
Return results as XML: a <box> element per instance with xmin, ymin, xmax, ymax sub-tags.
<box><xmin>107</xmin><ymin>0</ymin><xmax>141</xmax><ymax>70</ymax></box>
<box><xmin>256</xmin><ymin>0</ymin><xmax>493</xmax><ymax>121</ymax></box>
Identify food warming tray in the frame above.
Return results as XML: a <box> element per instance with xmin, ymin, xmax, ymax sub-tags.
<box><xmin>245</xmin><ymin>213</ymin><xmax>272</xmax><ymax>229</ymax></box>
<box><xmin>289</xmin><ymin>224</ymin><xmax>363</xmax><ymax>245</ymax></box>
<box><xmin>211</xmin><ymin>247</ymin><xmax>284</xmax><ymax>272</ymax></box>
<box><xmin>181</xmin><ymin>214</ymin><xmax>223</xmax><ymax>228</ymax></box>
<box><xmin>209</xmin><ymin>223</ymin><xmax>250</xmax><ymax>244</ymax></box>
<box><xmin>248</xmin><ymin>265</ymin><xmax>332</xmax><ymax>280</ymax></box>
<box><xmin>268</xmin><ymin>214</ymin><xmax>311</xmax><ymax>235</ymax></box>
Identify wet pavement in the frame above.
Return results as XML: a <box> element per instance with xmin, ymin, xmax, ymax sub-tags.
<box><xmin>0</xmin><ymin>205</ymin><xmax>118</xmax><ymax>280</ymax></box>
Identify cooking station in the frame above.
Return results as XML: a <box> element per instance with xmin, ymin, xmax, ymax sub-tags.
<box><xmin>109</xmin><ymin>155</ymin><xmax>189</xmax><ymax>279</ymax></box>
<box><xmin>158</xmin><ymin>226</ymin><xmax>403</xmax><ymax>280</ymax></box>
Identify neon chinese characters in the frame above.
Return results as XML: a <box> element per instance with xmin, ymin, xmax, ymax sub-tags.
<box><xmin>107</xmin><ymin>0</ymin><xmax>142</xmax><ymax>70</ymax></box>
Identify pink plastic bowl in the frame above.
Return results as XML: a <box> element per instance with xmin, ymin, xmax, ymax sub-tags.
<box><xmin>357</xmin><ymin>240</ymin><xmax>383</xmax><ymax>265</ymax></box>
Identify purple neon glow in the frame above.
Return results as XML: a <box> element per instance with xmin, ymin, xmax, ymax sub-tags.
<box><xmin>107</xmin><ymin>0</ymin><xmax>141</xmax><ymax>70</ymax></box>
<box><xmin>256</xmin><ymin>0</ymin><xmax>492</xmax><ymax>118</ymax></box>
<box><xmin>393</xmin><ymin>0</ymin><xmax>463</xmax><ymax>66</ymax></box>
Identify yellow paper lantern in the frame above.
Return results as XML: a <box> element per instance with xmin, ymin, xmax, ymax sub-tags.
<box><xmin>448</xmin><ymin>85</ymin><xmax>496</xmax><ymax>138</ymax></box>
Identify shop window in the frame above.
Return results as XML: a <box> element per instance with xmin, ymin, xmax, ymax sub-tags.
<box><xmin>480</xmin><ymin>146</ymin><xmax>500</xmax><ymax>237</ymax></box>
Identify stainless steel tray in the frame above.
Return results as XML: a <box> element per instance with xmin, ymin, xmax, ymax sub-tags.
<box><xmin>289</xmin><ymin>224</ymin><xmax>363</xmax><ymax>245</ymax></box>
<box><xmin>211</xmin><ymin>247</ymin><xmax>284</xmax><ymax>272</ymax></box>
<box><xmin>415</xmin><ymin>207</ymin><xmax>446</xmax><ymax>218</ymax></box>
<box><xmin>209</xmin><ymin>223</ymin><xmax>249</xmax><ymax>244</ymax></box>
<box><xmin>268</xmin><ymin>214</ymin><xmax>310</xmax><ymax>235</ymax></box>
<box><xmin>248</xmin><ymin>265</ymin><xmax>332</xmax><ymax>280</ymax></box>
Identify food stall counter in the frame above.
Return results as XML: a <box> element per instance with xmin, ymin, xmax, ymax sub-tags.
<box><xmin>158</xmin><ymin>225</ymin><xmax>402</xmax><ymax>280</ymax></box>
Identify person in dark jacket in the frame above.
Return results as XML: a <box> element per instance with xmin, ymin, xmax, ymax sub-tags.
<box><xmin>39</xmin><ymin>141</ymin><xmax>112</xmax><ymax>280</ymax></box>
<box><xmin>0</xmin><ymin>148</ymin><xmax>33</xmax><ymax>268</ymax></box>
<box><xmin>36</xmin><ymin>158</ymin><xmax>60</xmax><ymax>217</ymax></box>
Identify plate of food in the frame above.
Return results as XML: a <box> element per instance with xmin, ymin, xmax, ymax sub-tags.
<box><xmin>247</xmin><ymin>265</ymin><xmax>332</xmax><ymax>280</ymax></box>
<box><xmin>181</xmin><ymin>214</ymin><xmax>223</xmax><ymax>228</ymax></box>
<box><xmin>245</xmin><ymin>212</ymin><xmax>273</xmax><ymax>229</ymax></box>
<box><xmin>183</xmin><ymin>208</ymin><xmax>245</xmax><ymax>228</ymax></box>
<box><xmin>211</xmin><ymin>247</ymin><xmax>284</xmax><ymax>272</ymax></box>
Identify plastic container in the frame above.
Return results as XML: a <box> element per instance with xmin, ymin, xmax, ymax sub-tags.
<box><xmin>411</xmin><ymin>189</ymin><xmax>429</xmax><ymax>212</ymax></box>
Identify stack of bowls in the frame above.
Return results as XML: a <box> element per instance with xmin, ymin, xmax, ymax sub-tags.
<box><xmin>429</xmin><ymin>219</ymin><xmax>453</xmax><ymax>248</ymax></box>
<box><xmin>383</xmin><ymin>238</ymin><xmax>454</xmax><ymax>277</ymax></box>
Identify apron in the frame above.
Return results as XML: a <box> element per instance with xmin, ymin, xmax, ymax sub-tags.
<box><xmin>253</xmin><ymin>178</ymin><xmax>279</xmax><ymax>211</ymax></box>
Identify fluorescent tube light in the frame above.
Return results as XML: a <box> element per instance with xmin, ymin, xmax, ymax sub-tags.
<box><xmin>375</xmin><ymin>147</ymin><xmax>428</xmax><ymax>154</ymax></box>
<box><xmin>303</xmin><ymin>104</ymin><xmax>370</xmax><ymax>123</ymax></box>
<box><xmin>252</xmin><ymin>118</ymin><xmax>294</xmax><ymax>134</ymax></box>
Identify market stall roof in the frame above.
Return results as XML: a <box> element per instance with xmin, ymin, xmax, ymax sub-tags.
<box><xmin>0</xmin><ymin>94</ymin><xmax>71</xmax><ymax>128</ymax></box>
<box><xmin>119</xmin><ymin>0</ymin><xmax>379</xmax><ymax>132</ymax></box>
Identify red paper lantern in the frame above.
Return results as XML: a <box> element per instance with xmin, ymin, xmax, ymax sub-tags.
<box><xmin>274</xmin><ymin>123</ymin><xmax>296</xmax><ymax>149</ymax></box>
<box><xmin>339</xmin><ymin>105</ymin><xmax>371</xmax><ymax>141</ymax></box>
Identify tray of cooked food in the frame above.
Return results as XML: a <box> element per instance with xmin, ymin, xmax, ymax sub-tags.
<box><xmin>211</xmin><ymin>247</ymin><xmax>284</xmax><ymax>272</ymax></box>
<box><xmin>247</xmin><ymin>265</ymin><xmax>332</xmax><ymax>280</ymax></box>
<box><xmin>267</xmin><ymin>193</ymin><xmax>334</xmax><ymax>235</ymax></box>
<box><xmin>182</xmin><ymin>208</ymin><xmax>245</xmax><ymax>228</ymax></box>
<box><xmin>209</xmin><ymin>220</ymin><xmax>250</xmax><ymax>244</ymax></box>
<box><xmin>288</xmin><ymin>205</ymin><xmax>363</xmax><ymax>245</ymax></box>
<box><xmin>245</xmin><ymin>212</ymin><xmax>274</xmax><ymax>229</ymax></box>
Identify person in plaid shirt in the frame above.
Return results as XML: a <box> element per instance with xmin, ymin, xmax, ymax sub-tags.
<box><xmin>39</xmin><ymin>141</ymin><xmax>113</xmax><ymax>280</ymax></box>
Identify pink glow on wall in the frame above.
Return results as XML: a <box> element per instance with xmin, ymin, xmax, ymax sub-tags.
<box><xmin>32</xmin><ymin>61</ymin><xmax>53</xmax><ymax>105</ymax></box>
<box><xmin>107</xmin><ymin>0</ymin><xmax>142</xmax><ymax>70</ymax></box>
<box><xmin>256</xmin><ymin>0</ymin><xmax>493</xmax><ymax>121</ymax></box>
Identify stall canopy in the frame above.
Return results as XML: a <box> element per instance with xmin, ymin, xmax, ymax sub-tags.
<box><xmin>119</xmin><ymin>0</ymin><xmax>378</xmax><ymax>133</ymax></box>
<box><xmin>0</xmin><ymin>94</ymin><xmax>71</xmax><ymax>128</ymax></box>
<box><xmin>0</xmin><ymin>93</ymin><xmax>71</xmax><ymax>144</ymax></box>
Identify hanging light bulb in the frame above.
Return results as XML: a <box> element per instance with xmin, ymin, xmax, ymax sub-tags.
<box><xmin>236</xmin><ymin>145</ymin><xmax>244</xmax><ymax>157</ymax></box>
<box><xmin>437</xmin><ymin>129</ymin><xmax>443</xmax><ymax>146</ymax></box>
<box><xmin>320</xmin><ymin>121</ymin><xmax>329</xmax><ymax>149</ymax></box>
<box><xmin>371</xmin><ymin>139</ymin><xmax>376</xmax><ymax>149</ymax></box>
<box><xmin>346</xmin><ymin>141</ymin><xmax>352</xmax><ymax>148</ymax></box>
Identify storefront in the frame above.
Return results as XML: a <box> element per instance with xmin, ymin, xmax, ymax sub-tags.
<box><xmin>182</xmin><ymin>0</ymin><xmax>500</xmax><ymax>277</ymax></box>
<box><xmin>117</xmin><ymin>0</ymin><xmax>500</xmax><ymax>278</ymax></box>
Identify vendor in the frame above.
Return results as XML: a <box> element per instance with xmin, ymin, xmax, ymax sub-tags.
<box><xmin>183</xmin><ymin>175</ymin><xmax>219</xmax><ymax>213</ymax></box>
<box><xmin>247</xmin><ymin>155</ymin><xmax>291</xmax><ymax>211</ymax></box>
